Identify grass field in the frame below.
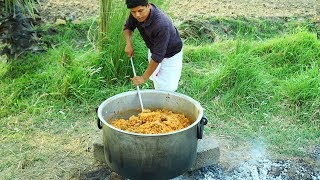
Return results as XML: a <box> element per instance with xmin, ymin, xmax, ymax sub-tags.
<box><xmin>0</xmin><ymin>5</ymin><xmax>319</xmax><ymax>179</ymax></box>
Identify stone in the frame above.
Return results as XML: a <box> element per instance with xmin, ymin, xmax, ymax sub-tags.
<box><xmin>189</xmin><ymin>135</ymin><xmax>220</xmax><ymax>171</ymax></box>
<box><xmin>71</xmin><ymin>19</ymin><xmax>82</xmax><ymax>24</ymax></box>
<box><xmin>55</xmin><ymin>18</ymin><xmax>66</xmax><ymax>25</ymax></box>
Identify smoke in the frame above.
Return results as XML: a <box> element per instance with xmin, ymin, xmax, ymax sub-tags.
<box><xmin>250</xmin><ymin>138</ymin><xmax>267</xmax><ymax>161</ymax></box>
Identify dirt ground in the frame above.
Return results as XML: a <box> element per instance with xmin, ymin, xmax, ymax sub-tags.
<box><xmin>37</xmin><ymin>0</ymin><xmax>318</xmax><ymax>23</ymax></box>
<box><xmin>166</xmin><ymin>0</ymin><xmax>317</xmax><ymax>20</ymax></box>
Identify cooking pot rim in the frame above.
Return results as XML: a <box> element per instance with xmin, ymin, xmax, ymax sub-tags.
<box><xmin>97</xmin><ymin>89</ymin><xmax>204</xmax><ymax>137</ymax></box>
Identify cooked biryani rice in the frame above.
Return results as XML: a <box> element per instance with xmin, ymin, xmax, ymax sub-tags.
<box><xmin>110</xmin><ymin>109</ymin><xmax>191</xmax><ymax>134</ymax></box>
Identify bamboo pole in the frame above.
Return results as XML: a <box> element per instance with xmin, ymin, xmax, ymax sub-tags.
<box><xmin>99</xmin><ymin>0</ymin><xmax>112</xmax><ymax>50</ymax></box>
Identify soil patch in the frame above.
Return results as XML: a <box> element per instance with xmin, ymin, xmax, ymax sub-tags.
<box><xmin>36</xmin><ymin>0</ymin><xmax>317</xmax><ymax>23</ymax></box>
<box><xmin>166</xmin><ymin>0</ymin><xmax>317</xmax><ymax>21</ymax></box>
<box><xmin>37</xmin><ymin>0</ymin><xmax>99</xmax><ymax>23</ymax></box>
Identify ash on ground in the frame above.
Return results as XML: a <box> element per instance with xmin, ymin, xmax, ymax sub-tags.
<box><xmin>92</xmin><ymin>158</ymin><xmax>319</xmax><ymax>180</ymax></box>
<box><xmin>174</xmin><ymin>158</ymin><xmax>320</xmax><ymax>180</ymax></box>
<box><xmin>174</xmin><ymin>141</ymin><xmax>320</xmax><ymax>180</ymax></box>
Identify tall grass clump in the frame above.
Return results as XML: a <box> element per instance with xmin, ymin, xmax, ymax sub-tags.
<box><xmin>281</xmin><ymin>68</ymin><xmax>320</xmax><ymax>124</ymax></box>
<box><xmin>46</xmin><ymin>44</ymin><xmax>103</xmax><ymax>102</ymax></box>
<box><xmin>254</xmin><ymin>31</ymin><xmax>320</xmax><ymax>123</ymax></box>
<box><xmin>254</xmin><ymin>31</ymin><xmax>320</xmax><ymax>78</ymax></box>
<box><xmin>98</xmin><ymin>0</ymin><xmax>130</xmax><ymax>84</ymax></box>
<box><xmin>181</xmin><ymin>44</ymin><xmax>224</xmax><ymax>98</ymax></box>
<box><xmin>180</xmin><ymin>30</ymin><xmax>319</xmax><ymax>156</ymax></box>
<box><xmin>0</xmin><ymin>39</ymin><xmax>104</xmax><ymax>118</ymax></box>
<box><xmin>182</xmin><ymin>30</ymin><xmax>319</xmax><ymax>122</ymax></box>
<box><xmin>183</xmin><ymin>41</ymin><xmax>275</xmax><ymax>114</ymax></box>
<box><xmin>209</xmin><ymin>55</ymin><xmax>273</xmax><ymax>112</ymax></box>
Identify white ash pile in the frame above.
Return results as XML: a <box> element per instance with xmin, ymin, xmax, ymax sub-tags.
<box><xmin>174</xmin><ymin>158</ymin><xmax>319</xmax><ymax>180</ymax></box>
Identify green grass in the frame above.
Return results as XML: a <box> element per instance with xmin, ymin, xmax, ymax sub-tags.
<box><xmin>1</xmin><ymin>6</ymin><xmax>319</xmax><ymax>179</ymax></box>
<box><xmin>179</xmin><ymin>30</ymin><xmax>319</xmax><ymax>157</ymax></box>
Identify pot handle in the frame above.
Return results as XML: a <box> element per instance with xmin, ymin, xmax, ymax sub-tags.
<box><xmin>96</xmin><ymin>107</ymin><xmax>103</xmax><ymax>129</ymax></box>
<box><xmin>197</xmin><ymin>116</ymin><xmax>208</xmax><ymax>139</ymax></box>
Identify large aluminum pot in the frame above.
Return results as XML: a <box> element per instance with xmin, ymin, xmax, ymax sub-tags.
<box><xmin>97</xmin><ymin>90</ymin><xmax>207</xmax><ymax>180</ymax></box>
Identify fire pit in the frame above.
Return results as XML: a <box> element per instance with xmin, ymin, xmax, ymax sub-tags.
<box><xmin>97</xmin><ymin>90</ymin><xmax>207</xmax><ymax>180</ymax></box>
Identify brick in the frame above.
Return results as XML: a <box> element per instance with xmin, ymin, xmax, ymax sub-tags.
<box><xmin>190</xmin><ymin>135</ymin><xmax>220</xmax><ymax>171</ymax></box>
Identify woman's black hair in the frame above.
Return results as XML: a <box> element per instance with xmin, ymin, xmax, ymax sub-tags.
<box><xmin>125</xmin><ymin>0</ymin><xmax>149</xmax><ymax>9</ymax></box>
